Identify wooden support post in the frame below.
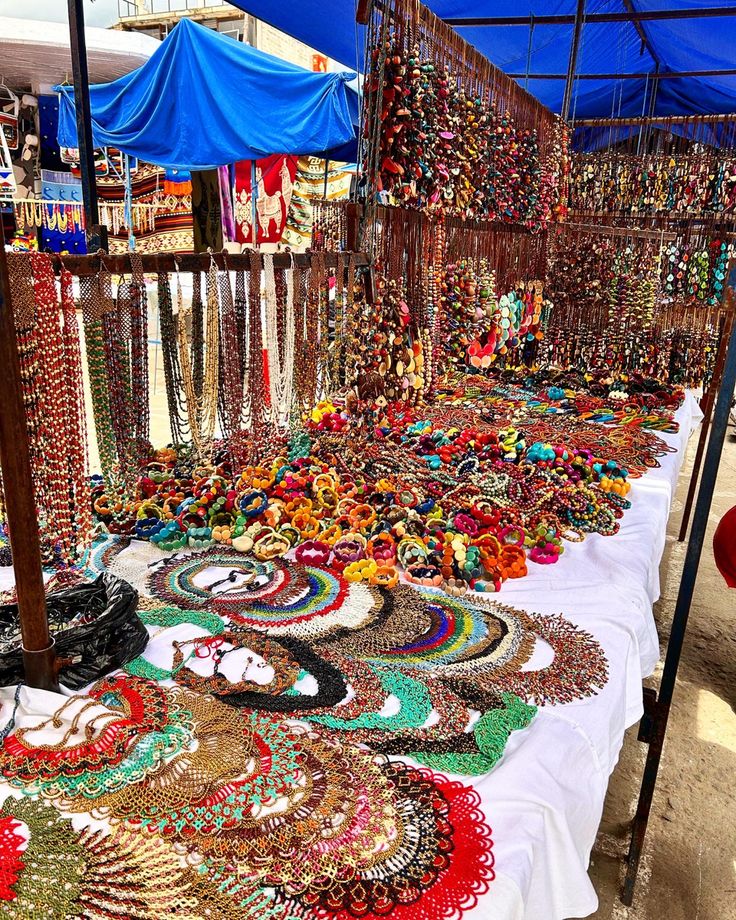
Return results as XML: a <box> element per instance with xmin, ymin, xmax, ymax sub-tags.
<box><xmin>356</xmin><ymin>0</ymin><xmax>372</xmax><ymax>25</ymax></box>
<box><xmin>0</xmin><ymin>249</ymin><xmax>57</xmax><ymax>691</ymax></box>
<box><xmin>346</xmin><ymin>202</ymin><xmax>363</xmax><ymax>252</ymax></box>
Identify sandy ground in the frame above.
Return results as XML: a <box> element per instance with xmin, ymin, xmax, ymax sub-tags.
<box><xmin>589</xmin><ymin>423</ymin><xmax>736</xmax><ymax>919</ymax></box>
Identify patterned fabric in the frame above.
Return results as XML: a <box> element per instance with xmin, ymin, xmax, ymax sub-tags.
<box><xmin>233</xmin><ymin>156</ymin><xmax>297</xmax><ymax>245</ymax></box>
<box><xmin>192</xmin><ymin>169</ymin><xmax>224</xmax><ymax>252</ymax></box>
<box><xmin>97</xmin><ymin>162</ymin><xmax>194</xmax><ymax>253</ymax></box>
<box><xmin>282</xmin><ymin>155</ymin><xmax>353</xmax><ymax>249</ymax></box>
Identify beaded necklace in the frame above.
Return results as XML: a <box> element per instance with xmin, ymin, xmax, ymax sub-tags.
<box><xmin>218</xmin><ymin>260</ymin><xmax>244</xmax><ymax>438</ymax></box>
<box><xmin>157</xmin><ymin>272</ymin><xmax>187</xmax><ymax>444</ymax></box>
<box><xmin>81</xmin><ymin>272</ymin><xmax>119</xmax><ymax>488</ymax></box>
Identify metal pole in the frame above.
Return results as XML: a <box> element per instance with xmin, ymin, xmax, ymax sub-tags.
<box><xmin>561</xmin><ymin>0</ymin><xmax>586</xmax><ymax>122</ymax></box>
<box><xmin>678</xmin><ymin>308</ymin><xmax>734</xmax><ymax>542</ymax></box>
<box><xmin>0</xmin><ymin>249</ymin><xmax>58</xmax><ymax>692</ymax></box>
<box><xmin>622</xmin><ymin>278</ymin><xmax>736</xmax><ymax>904</ymax></box>
<box><xmin>574</xmin><ymin>112</ymin><xmax>736</xmax><ymax>127</ymax></box>
<box><xmin>444</xmin><ymin>7</ymin><xmax>736</xmax><ymax>26</ymax></box>
<box><xmin>67</xmin><ymin>0</ymin><xmax>108</xmax><ymax>250</ymax></box>
<box><xmin>250</xmin><ymin>160</ymin><xmax>259</xmax><ymax>248</ymax></box>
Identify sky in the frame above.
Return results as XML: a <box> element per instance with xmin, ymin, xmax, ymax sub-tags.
<box><xmin>0</xmin><ymin>0</ymin><xmax>119</xmax><ymax>28</ymax></box>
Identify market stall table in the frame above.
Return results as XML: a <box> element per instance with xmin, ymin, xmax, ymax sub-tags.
<box><xmin>0</xmin><ymin>394</ymin><xmax>702</xmax><ymax>920</ymax></box>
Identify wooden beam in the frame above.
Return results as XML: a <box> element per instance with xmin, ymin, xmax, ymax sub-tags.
<box><xmin>444</xmin><ymin>6</ymin><xmax>736</xmax><ymax>27</ymax></box>
<box><xmin>41</xmin><ymin>250</ymin><xmax>371</xmax><ymax>276</ymax></box>
<box><xmin>572</xmin><ymin>113</ymin><xmax>736</xmax><ymax>126</ymax></box>
<box><xmin>0</xmin><ymin>248</ymin><xmax>57</xmax><ymax>691</ymax></box>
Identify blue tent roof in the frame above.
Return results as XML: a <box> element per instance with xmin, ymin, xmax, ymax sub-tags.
<box><xmin>227</xmin><ymin>0</ymin><xmax>736</xmax><ymax>119</ymax></box>
<box><xmin>55</xmin><ymin>18</ymin><xmax>357</xmax><ymax>170</ymax></box>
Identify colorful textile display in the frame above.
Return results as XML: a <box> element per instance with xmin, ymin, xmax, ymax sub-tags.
<box><xmin>75</xmin><ymin>535</ymin><xmax>608</xmax><ymax>772</ymax></box>
<box><xmin>39</xmin><ymin>169</ymin><xmax>86</xmax><ymax>254</ymax></box>
<box><xmin>84</xmin><ymin>364</ymin><xmax>682</xmax><ymax>598</ymax></box>
<box><xmin>283</xmin><ymin>156</ymin><xmax>353</xmax><ymax>249</ymax></box>
<box><xmin>0</xmin><ymin>677</ymin><xmax>496</xmax><ymax>918</ymax></box>
<box><xmin>97</xmin><ymin>162</ymin><xmax>194</xmax><ymax>253</ymax></box>
<box><xmin>233</xmin><ymin>156</ymin><xmax>297</xmax><ymax>245</ymax></box>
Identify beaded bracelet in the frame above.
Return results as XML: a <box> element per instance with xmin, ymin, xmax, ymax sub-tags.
<box><xmin>239</xmin><ymin>489</ymin><xmax>269</xmax><ymax>519</ymax></box>
<box><xmin>404</xmin><ymin>563</ymin><xmax>443</xmax><ymax>587</ymax></box>
<box><xmin>295</xmin><ymin>540</ymin><xmax>332</xmax><ymax>566</ymax></box>
<box><xmin>252</xmin><ymin>529</ymin><xmax>291</xmax><ymax>560</ymax></box>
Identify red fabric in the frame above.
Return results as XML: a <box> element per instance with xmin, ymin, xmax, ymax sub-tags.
<box><xmin>0</xmin><ymin>816</ymin><xmax>25</xmax><ymax>900</ymax></box>
<box><xmin>233</xmin><ymin>156</ymin><xmax>297</xmax><ymax>245</ymax></box>
<box><xmin>713</xmin><ymin>505</ymin><xmax>736</xmax><ymax>588</ymax></box>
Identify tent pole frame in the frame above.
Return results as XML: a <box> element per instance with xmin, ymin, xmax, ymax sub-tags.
<box><xmin>444</xmin><ymin>6</ymin><xmax>736</xmax><ymax>27</ymax></box>
<box><xmin>561</xmin><ymin>0</ymin><xmax>585</xmax><ymax>122</ymax></box>
<box><xmin>67</xmin><ymin>0</ymin><xmax>108</xmax><ymax>250</ymax></box>
<box><xmin>621</xmin><ymin>266</ymin><xmax>736</xmax><ymax>904</ymax></box>
<box><xmin>573</xmin><ymin>113</ymin><xmax>736</xmax><ymax>126</ymax></box>
<box><xmin>509</xmin><ymin>68</ymin><xmax>736</xmax><ymax>80</ymax></box>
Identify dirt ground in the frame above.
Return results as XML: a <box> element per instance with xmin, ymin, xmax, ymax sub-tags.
<box><xmin>589</xmin><ymin>424</ymin><xmax>736</xmax><ymax>919</ymax></box>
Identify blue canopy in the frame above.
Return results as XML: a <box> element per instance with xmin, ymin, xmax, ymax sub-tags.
<box><xmin>228</xmin><ymin>0</ymin><xmax>736</xmax><ymax>120</ymax></box>
<box><xmin>55</xmin><ymin>17</ymin><xmax>357</xmax><ymax>170</ymax></box>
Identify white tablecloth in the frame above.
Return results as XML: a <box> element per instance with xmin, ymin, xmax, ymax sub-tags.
<box><xmin>0</xmin><ymin>393</ymin><xmax>702</xmax><ymax>920</ymax></box>
<box><xmin>461</xmin><ymin>392</ymin><xmax>702</xmax><ymax>919</ymax></box>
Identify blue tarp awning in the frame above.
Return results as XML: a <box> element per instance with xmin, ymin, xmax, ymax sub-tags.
<box><xmin>55</xmin><ymin>17</ymin><xmax>357</xmax><ymax>170</ymax></box>
<box><xmin>227</xmin><ymin>0</ymin><xmax>736</xmax><ymax>120</ymax></box>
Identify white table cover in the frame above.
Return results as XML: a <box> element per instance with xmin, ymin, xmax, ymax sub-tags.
<box><xmin>0</xmin><ymin>392</ymin><xmax>702</xmax><ymax>920</ymax></box>
<box><xmin>464</xmin><ymin>391</ymin><xmax>702</xmax><ymax>919</ymax></box>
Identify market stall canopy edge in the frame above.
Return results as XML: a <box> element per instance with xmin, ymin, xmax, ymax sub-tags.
<box><xmin>54</xmin><ymin>18</ymin><xmax>358</xmax><ymax>171</ymax></box>
<box><xmin>226</xmin><ymin>0</ymin><xmax>736</xmax><ymax>120</ymax></box>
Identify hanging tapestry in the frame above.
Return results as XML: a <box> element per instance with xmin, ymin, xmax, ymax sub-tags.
<box><xmin>233</xmin><ymin>155</ymin><xmax>297</xmax><ymax>245</ymax></box>
<box><xmin>39</xmin><ymin>169</ymin><xmax>86</xmax><ymax>254</ymax></box>
<box><xmin>282</xmin><ymin>155</ymin><xmax>353</xmax><ymax>249</ymax></box>
<box><xmin>191</xmin><ymin>169</ymin><xmax>223</xmax><ymax>252</ymax></box>
<box><xmin>97</xmin><ymin>162</ymin><xmax>194</xmax><ymax>254</ymax></box>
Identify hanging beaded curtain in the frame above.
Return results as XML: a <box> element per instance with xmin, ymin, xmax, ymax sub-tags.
<box><xmin>539</xmin><ymin>224</ymin><xmax>728</xmax><ymax>387</ymax></box>
<box><xmin>3</xmin><ymin>253</ymin><xmax>93</xmax><ymax>566</ymax></box>
<box><xmin>659</xmin><ymin>228</ymin><xmax>735</xmax><ymax>308</ymax></box>
<box><xmin>311</xmin><ymin>201</ymin><xmax>552</xmax><ymax>384</ymax></box>
<box><xmin>360</xmin><ymin>0</ymin><xmax>568</xmax><ymax>229</ymax></box>
<box><xmin>443</xmin><ymin>217</ymin><xmax>549</xmax><ymax>295</ymax></box>
<box><xmin>146</xmin><ymin>256</ymin><xmax>334</xmax><ymax>463</ymax></box>
<box><xmin>570</xmin><ymin>117</ymin><xmax>736</xmax><ymax>219</ymax></box>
